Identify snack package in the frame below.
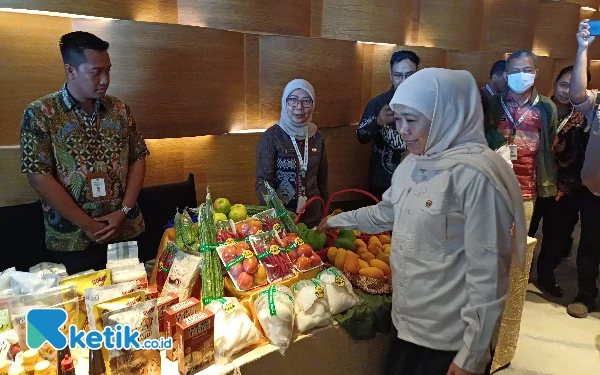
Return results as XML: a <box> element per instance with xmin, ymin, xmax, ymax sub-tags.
<box><xmin>252</xmin><ymin>208</ymin><xmax>288</xmax><ymax>239</ymax></box>
<box><xmin>205</xmin><ymin>297</ymin><xmax>262</xmax><ymax>365</ymax></box>
<box><xmin>164</xmin><ymin>298</ymin><xmax>201</xmax><ymax>361</ymax></box>
<box><xmin>234</xmin><ymin>218</ymin><xmax>263</xmax><ymax>239</ymax></box>
<box><xmin>28</xmin><ymin>263</ymin><xmax>68</xmax><ymax>279</ymax></box>
<box><xmin>0</xmin><ymin>289</ymin><xmax>14</xmax><ymax>334</ymax></box>
<box><xmin>0</xmin><ymin>268</ymin><xmax>15</xmax><ymax>291</ymax></box>
<box><xmin>215</xmin><ymin>220</ymin><xmax>237</xmax><ymax>245</ymax></box>
<box><xmin>156</xmin><ymin>241</ymin><xmax>179</xmax><ymax>293</ymax></box>
<box><xmin>92</xmin><ymin>291</ymin><xmax>145</xmax><ymax>333</ymax></box>
<box><xmin>106</xmin><ymin>258</ymin><xmax>140</xmax><ymax>270</ymax></box>
<box><xmin>103</xmin><ymin>299</ymin><xmax>161</xmax><ymax>375</ymax></box>
<box><xmin>144</xmin><ymin>285</ymin><xmax>159</xmax><ymax>300</ymax></box>
<box><xmin>8</xmin><ymin>284</ymin><xmax>78</xmax><ymax>358</ymax></box>
<box><xmin>59</xmin><ymin>269</ymin><xmax>111</xmax><ymax>331</ymax></box>
<box><xmin>84</xmin><ymin>281</ymin><xmax>140</xmax><ymax>331</ymax></box>
<box><xmin>110</xmin><ymin>263</ymin><xmax>148</xmax><ymax>288</ymax></box>
<box><xmin>292</xmin><ymin>279</ymin><xmax>332</xmax><ymax>333</ymax></box>
<box><xmin>254</xmin><ymin>285</ymin><xmax>294</xmax><ymax>354</ymax></box>
<box><xmin>217</xmin><ymin>244</ymin><xmax>266</xmax><ymax>291</ymax></box>
<box><xmin>249</xmin><ymin>230</ymin><xmax>295</xmax><ymax>283</ymax></box>
<box><xmin>156</xmin><ymin>293</ymin><xmax>179</xmax><ymax>338</ymax></box>
<box><xmin>161</xmin><ymin>250</ymin><xmax>201</xmax><ymax>301</ymax></box>
<box><xmin>316</xmin><ymin>267</ymin><xmax>360</xmax><ymax>315</ymax></box>
<box><xmin>176</xmin><ymin>310</ymin><xmax>215</xmax><ymax>375</ymax></box>
<box><xmin>9</xmin><ymin>271</ymin><xmax>61</xmax><ymax>295</ymax></box>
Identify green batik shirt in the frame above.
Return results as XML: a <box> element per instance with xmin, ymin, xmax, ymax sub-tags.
<box><xmin>20</xmin><ymin>84</ymin><xmax>150</xmax><ymax>251</ymax></box>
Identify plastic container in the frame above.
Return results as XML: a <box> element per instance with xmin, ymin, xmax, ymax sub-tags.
<box><xmin>234</xmin><ymin>218</ymin><xmax>263</xmax><ymax>239</ymax></box>
<box><xmin>249</xmin><ymin>230</ymin><xmax>295</xmax><ymax>283</ymax></box>
<box><xmin>252</xmin><ymin>208</ymin><xmax>289</xmax><ymax>239</ymax></box>
<box><xmin>215</xmin><ymin>220</ymin><xmax>237</xmax><ymax>244</ymax></box>
<box><xmin>22</xmin><ymin>349</ymin><xmax>40</xmax><ymax>375</ymax></box>
<box><xmin>0</xmin><ymin>360</ymin><xmax>10</xmax><ymax>375</ymax></box>
<box><xmin>216</xmin><ymin>243</ymin><xmax>266</xmax><ymax>291</ymax></box>
<box><xmin>33</xmin><ymin>361</ymin><xmax>51</xmax><ymax>375</ymax></box>
<box><xmin>7</xmin><ymin>366</ymin><xmax>25</xmax><ymax>375</ymax></box>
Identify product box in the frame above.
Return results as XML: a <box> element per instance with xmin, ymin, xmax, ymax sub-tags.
<box><xmin>157</xmin><ymin>293</ymin><xmax>179</xmax><ymax>337</ymax></box>
<box><xmin>164</xmin><ymin>297</ymin><xmax>201</xmax><ymax>361</ymax></box>
<box><xmin>177</xmin><ymin>310</ymin><xmax>215</xmax><ymax>375</ymax></box>
<box><xmin>144</xmin><ymin>285</ymin><xmax>159</xmax><ymax>300</ymax></box>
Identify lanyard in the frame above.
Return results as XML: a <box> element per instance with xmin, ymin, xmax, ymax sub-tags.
<box><xmin>556</xmin><ymin>107</ymin><xmax>574</xmax><ymax>134</ymax></box>
<box><xmin>290</xmin><ymin>132</ymin><xmax>309</xmax><ymax>179</ymax></box>
<box><xmin>501</xmin><ymin>95</ymin><xmax>539</xmax><ymax>135</ymax></box>
<box><xmin>485</xmin><ymin>84</ymin><xmax>495</xmax><ymax>96</ymax></box>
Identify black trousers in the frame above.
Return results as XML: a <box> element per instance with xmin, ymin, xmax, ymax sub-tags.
<box><xmin>49</xmin><ymin>242</ymin><xmax>109</xmax><ymax>275</ymax></box>
<box><xmin>536</xmin><ymin>191</ymin><xmax>582</xmax><ymax>283</ymax></box>
<box><xmin>383</xmin><ymin>329</ymin><xmax>457</xmax><ymax>375</ymax></box>
<box><xmin>576</xmin><ymin>187</ymin><xmax>600</xmax><ymax>302</ymax></box>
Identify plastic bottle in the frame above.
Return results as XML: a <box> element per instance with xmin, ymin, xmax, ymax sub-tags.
<box><xmin>0</xmin><ymin>360</ymin><xmax>10</xmax><ymax>375</ymax></box>
<box><xmin>7</xmin><ymin>366</ymin><xmax>25</xmax><ymax>375</ymax></box>
<box><xmin>57</xmin><ymin>347</ymin><xmax>72</xmax><ymax>375</ymax></box>
<box><xmin>33</xmin><ymin>361</ymin><xmax>51</xmax><ymax>375</ymax></box>
<box><xmin>88</xmin><ymin>349</ymin><xmax>106</xmax><ymax>375</ymax></box>
<box><xmin>60</xmin><ymin>355</ymin><xmax>76</xmax><ymax>375</ymax></box>
<box><xmin>21</xmin><ymin>349</ymin><xmax>40</xmax><ymax>375</ymax></box>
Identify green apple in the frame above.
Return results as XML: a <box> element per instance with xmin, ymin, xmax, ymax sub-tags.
<box><xmin>213</xmin><ymin>197</ymin><xmax>231</xmax><ymax>215</ymax></box>
<box><xmin>214</xmin><ymin>213</ymin><xmax>228</xmax><ymax>223</ymax></box>
<box><xmin>228</xmin><ymin>204</ymin><xmax>248</xmax><ymax>223</ymax></box>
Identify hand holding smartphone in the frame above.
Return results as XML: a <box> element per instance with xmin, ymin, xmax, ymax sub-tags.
<box><xmin>588</xmin><ymin>20</ymin><xmax>600</xmax><ymax>36</ymax></box>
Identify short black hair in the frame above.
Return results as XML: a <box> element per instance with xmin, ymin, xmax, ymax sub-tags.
<box><xmin>390</xmin><ymin>50</ymin><xmax>420</xmax><ymax>70</ymax></box>
<box><xmin>490</xmin><ymin>60</ymin><xmax>506</xmax><ymax>78</ymax></box>
<box><xmin>59</xmin><ymin>31</ymin><xmax>109</xmax><ymax>67</ymax></box>
<box><xmin>556</xmin><ymin>65</ymin><xmax>591</xmax><ymax>84</ymax></box>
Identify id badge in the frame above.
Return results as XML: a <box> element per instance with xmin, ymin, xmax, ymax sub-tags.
<box><xmin>296</xmin><ymin>195</ymin><xmax>307</xmax><ymax>213</ymax></box>
<box><xmin>87</xmin><ymin>172</ymin><xmax>112</xmax><ymax>201</ymax></box>
<box><xmin>509</xmin><ymin>144</ymin><xmax>518</xmax><ymax>161</ymax></box>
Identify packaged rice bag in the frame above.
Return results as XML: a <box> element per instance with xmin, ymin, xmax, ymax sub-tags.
<box><xmin>156</xmin><ymin>241</ymin><xmax>179</xmax><ymax>293</ymax></box>
<box><xmin>252</xmin><ymin>208</ymin><xmax>288</xmax><ymax>239</ymax></box>
<box><xmin>316</xmin><ymin>267</ymin><xmax>359</xmax><ymax>315</ymax></box>
<box><xmin>59</xmin><ymin>270</ymin><xmax>111</xmax><ymax>331</ymax></box>
<box><xmin>29</xmin><ymin>262</ymin><xmax>68</xmax><ymax>279</ymax></box>
<box><xmin>249</xmin><ymin>231</ymin><xmax>295</xmax><ymax>283</ymax></box>
<box><xmin>9</xmin><ymin>271</ymin><xmax>61</xmax><ymax>294</ymax></box>
<box><xmin>205</xmin><ymin>297</ymin><xmax>262</xmax><ymax>365</ymax></box>
<box><xmin>161</xmin><ymin>250</ymin><xmax>201</xmax><ymax>301</ymax></box>
<box><xmin>106</xmin><ymin>258</ymin><xmax>140</xmax><ymax>269</ymax></box>
<box><xmin>92</xmin><ymin>291</ymin><xmax>145</xmax><ymax>333</ymax></box>
<box><xmin>215</xmin><ymin>220</ymin><xmax>237</xmax><ymax>245</ymax></box>
<box><xmin>103</xmin><ymin>299</ymin><xmax>161</xmax><ymax>375</ymax></box>
<box><xmin>110</xmin><ymin>263</ymin><xmax>148</xmax><ymax>288</ymax></box>
<box><xmin>292</xmin><ymin>279</ymin><xmax>332</xmax><ymax>333</ymax></box>
<box><xmin>84</xmin><ymin>281</ymin><xmax>140</xmax><ymax>331</ymax></box>
<box><xmin>216</xmin><ymin>244</ymin><xmax>266</xmax><ymax>291</ymax></box>
<box><xmin>254</xmin><ymin>285</ymin><xmax>294</xmax><ymax>355</ymax></box>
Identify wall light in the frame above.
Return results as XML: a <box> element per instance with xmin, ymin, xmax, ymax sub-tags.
<box><xmin>357</xmin><ymin>41</ymin><xmax>397</xmax><ymax>46</ymax></box>
<box><xmin>0</xmin><ymin>8</ymin><xmax>116</xmax><ymax>20</ymax></box>
<box><xmin>581</xmin><ymin>7</ymin><xmax>598</xmax><ymax>12</ymax></box>
<box><xmin>227</xmin><ymin>129</ymin><xmax>267</xmax><ymax>134</ymax></box>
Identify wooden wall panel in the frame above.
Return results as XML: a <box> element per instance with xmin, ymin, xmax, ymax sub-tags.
<box><xmin>567</xmin><ymin>0</ymin><xmax>599</xmax><ymax>9</ymax></box>
<box><xmin>370</xmin><ymin>45</ymin><xmax>447</xmax><ymax>97</ymax></box>
<box><xmin>480</xmin><ymin>0</ymin><xmax>537</xmax><ymax>53</ymax></box>
<box><xmin>533</xmin><ymin>1</ymin><xmax>581</xmax><ymax>58</ymax></box>
<box><xmin>0</xmin><ymin>147</ymin><xmax>39</xmax><ymax>206</ymax></box>
<box><xmin>406</xmin><ymin>0</ymin><xmax>484</xmax><ymax>51</ymax></box>
<box><xmin>319</xmin><ymin>0</ymin><xmax>406</xmax><ymax>44</ymax></box>
<box><xmin>177</xmin><ymin>0</ymin><xmax>311</xmax><ymax>36</ymax></box>
<box><xmin>258</xmin><ymin>35</ymin><xmax>364</xmax><ymax>128</ymax></box>
<box><xmin>0</xmin><ymin>12</ymin><xmax>72</xmax><ymax>146</ymax></box>
<box><xmin>445</xmin><ymin>50</ymin><xmax>507</xmax><ymax>88</ymax></box>
<box><xmin>245</xmin><ymin>34</ymin><xmax>261</xmax><ymax>129</ymax></box>
<box><xmin>534</xmin><ymin>55</ymin><xmax>555</xmax><ymax>97</ymax></box>
<box><xmin>72</xmin><ymin>19</ymin><xmax>247</xmax><ymax>138</ymax></box>
<box><xmin>0</xmin><ymin>0</ymin><xmax>178</xmax><ymax>23</ymax></box>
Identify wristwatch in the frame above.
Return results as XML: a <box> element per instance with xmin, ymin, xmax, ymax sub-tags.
<box><xmin>121</xmin><ymin>205</ymin><xmax>132</xmax><ymax>218</ymax></box>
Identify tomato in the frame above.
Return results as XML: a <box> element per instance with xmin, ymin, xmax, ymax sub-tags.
<box><xmin>229</xmin><ymin>263</ymin><xmax>243</xmax><ymax>278</ymax></box>
<box><xmin>280</xmin><ymin>238</ymin><xmax>289</xmax><ymax>248</ymax></box>
<box><xmin>235</xmin><ymin>241</ymin><xmax>250</xmax><ymax>256</ymax></box>
<box><xmin>221</xmin><ymin>246</ymin><xmax>237</xmax><ymax>263</ymax></box>
<box><xmin>286</xmin><ymin>233</ymin><xmax>298</xmax><ymax>242</ymax></box>
<box><xmin>297</xmin><ymin>244</ymin><xmax>313</xmax><ymax>258</ymax></box>
<box><xmin>237</xmin><ymin>272</ymin><xmax>254</xmax><ymax>290</ymax></box>
<box><xmin>295</xmin><ymin>256</ymin><xmax>311</xmax><ymax>271</ymax></box>
<box><xmin>310</xmin><ymin>254</ymin><xmax>322</xmax><ymax>267</ymax></box>
<box><xmin>243</xmin><ymin>257</ymin><xmax>259</xmax><ymax>274</ymax></box>
<box><xmin>288</xmin><ymin>249</ymin><xmax>298</xmax><ymax>262</ymax></box>
<box><xmin>250</xmin><ymin>224</ymin><xmax>262</xmax><ymax>234</ymax></box>
<box><xmin>253</xmin><ymin>266</ymin><xmax>267</xmax><ymax>285</ymax></box>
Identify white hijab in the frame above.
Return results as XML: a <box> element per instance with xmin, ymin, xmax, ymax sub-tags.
<box><xmin>276</xmin><ymin>79</ymin><xmax>318</xmax><ymax>140</ymax></box>
<box><xmin>390</xmin><ymin>68</ymin><xmax>527</xmax><ymax>269</ymax></box>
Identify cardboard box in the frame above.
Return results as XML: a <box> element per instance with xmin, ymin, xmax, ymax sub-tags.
<box><xmin>164</xmin><ymin>297</ymin><xmax>201</xmax><ymax>361</ymax></box>
<box><xmin>156</xmin><ymin>293</ymin><xmax>179</xmax><ymax>338</ymax></box>
<box><xmin>144</xmin><ymin>285</ymin><xmax>159</xmax><ymax>300</ymax></box>
<box><xmin>177</xmin><ymin>310</ymin><xmax>214</xmax><ymax>375</ymax></box>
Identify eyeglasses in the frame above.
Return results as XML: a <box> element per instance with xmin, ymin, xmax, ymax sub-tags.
<box><xmin>286</xmin><ymin>97</ymin><xmax>314</xmax><ymax>108</ymax></box>
<box><xmin>392</xmin><ymin>72</ymin><xmax>415</xmax><ymax>81</ymax></box>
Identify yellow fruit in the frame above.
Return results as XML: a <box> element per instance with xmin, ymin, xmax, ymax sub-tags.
<box><xmin>356</xmin><ymin>247</ymin><xmax>368</xmax><ymax>255</ymax></box>
<box><xmin>368</xmin><ymin>243</ymin><xmax>382</xmax><ymax>256</ymax></box>
<box><xmin>358</xmin><ymin>259</ymin><xmax>369</xmax><ymax>269</ymax></box>
<box><xmin>354</xmin><ymin>239</ymin><xmax>367</xmax><ymax>249</ymax></box>
<box><xmin>254</xmin><ymin>266</ymin><xmax>267</xmax><ymax>285</ymax></box>
<box><xmin>384</xmin><ymin>247</ymin><xmax>390</xmax><ymax>254</ymax></box>
<box><xmin>376</xmin><ymin>252</ymin><xmax>390</xmax><ymax>265</ymax></box>
<box><xmin>359</xmin><ymin>267</ymin><xmax>385</xmax><ymax>279</ymax></box>
<box><xmin>343</xmin><ymin>251</ymin><xmax>360</xmax><ymax>273</ymax></box>
<box><xmin>334</xmin><ymin>249</ymin><xmax>347</xmax><ymax>270</ymax></box>
<box><xmin>327</xmin><ymin>247</ymin><xmax>338</xmax><ymax>264</ymax></box>
<box><xmin>383</xmin><ymin>244</ymin><xmax>391</xmax><ymax>250</ymax></box>
<box><xmin>360</xmin><ymin>252</ymin><xmax>375</xmax><ymax>263</ymax></box>
<box><xmin>370</xmin><ymin>259</ymin><xmax>391</xmax><ymax>275</ymax></box>
<box><xmin>368</xmin><ymin>236</ymin><xmax>382</xmax><ymax>248</ymax></box>
<box><xmin>378</xmin><ymin>234</ymin><xmax>391</xmax><ymax>245</ymax></box>
<box><xmin>353</xmin><ymin>230</ymin><xmax>361</xmax><ymax>236</ymax></box>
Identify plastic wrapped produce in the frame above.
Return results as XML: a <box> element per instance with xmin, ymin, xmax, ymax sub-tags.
<box><xmin>292</xmin><ymin>279</ymin><xmax>332</xmax><ymax>333</ymax></box>
<box><xmin>254</xmin><ymin>285</ymin><xmax>294</xmax><ymax>354</ymax></box>
<box><xmin>316</xmin><ymin>267</ymin><xmax>360</xmax><ymax>315</ymax></box>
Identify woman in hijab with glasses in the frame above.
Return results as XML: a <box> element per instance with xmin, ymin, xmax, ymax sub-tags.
<box><xmin>256</xmin><ymin>79</ymin><xmax>328</xmax><ymax>228</ymax></box>
<box><xmin>318</xmin><ymin>68</ymin><xmax>526</xmax><ymax>375</ymax></box>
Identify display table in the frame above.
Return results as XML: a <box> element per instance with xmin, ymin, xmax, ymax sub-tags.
<box><xmin>74</xmin><ymin>324</ymin><xmax>389</xmax><ymax>375</ymax></box>
<box><xmin>491</xmin><ymin>236</ymin><xmax>537</xmax><ymax>373</ymax></box>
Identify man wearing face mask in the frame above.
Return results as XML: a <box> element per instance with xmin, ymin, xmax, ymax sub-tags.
<box><xmin>484</xmin><ymin>50</ymin><xmax>558</xmax><ymax>238</ymax></box>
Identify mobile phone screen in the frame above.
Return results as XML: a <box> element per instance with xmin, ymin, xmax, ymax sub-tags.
<box><xmin>589</xmin><ymin>20</ymin><xmax>600</xmax><ymax>36</ymax></box>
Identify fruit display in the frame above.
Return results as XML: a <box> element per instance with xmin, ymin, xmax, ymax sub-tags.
<box><xmin>213</xmin><ymin>197</ymin><xmax>232</xmax><ymax>215</ymax></box>
<box><xmin>253</xmin><ymin>208</ymin><xmax>289</xmax><ymax>239</ymax></box>
<box><xmin>296</xmin><ymin>223</ymin><xmax>327</xmax><ymax>251</ymax></box>
<box><xmin>325</xmin><ymin>234</ymin><xmax>392</xmax><ymax>280</ymax></box>
<box><xmin>287</xmin><ymin>241</ymin><xmax>323</xmax><ymax>272</ymax></box>
<box><xmin>249</xmin><ymin>230</ymin><xmax>295</xmax><ymax>283</ymax></box>
<box><xmin>228</xmin><ymin>204</ymin><xmax>248</xmax><ymax>222</ymax></box>
<box><xmin>262</xmin><ymin>182</ymin><xmax>301</xmax><ymax>235</ymax></box>
<box><xmin>235</xmin><ymin>218</ymin><xmax>263</xmax><ymax>238</ymax></box>
<box><xmin>216</xmin><ymin>219</ymin><xmax>237</xmax><ymax>244</ymax></box>
<box><xmin>217</xmin><ymin>242</ymin><xmax>267</xmax><ymax>291</ymax></box>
